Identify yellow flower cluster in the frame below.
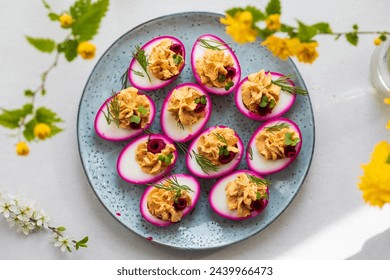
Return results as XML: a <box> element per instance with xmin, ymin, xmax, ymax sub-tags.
<box><xmin>34</xmin><ymin>123</ymin><xmax>51</xmax><ymax>140</ymax></box>
<box><xmin>358</xmin><ymin>141</ymin><xmax>390</xmax><ymax>207</ymax></box>
<box><xmin>220</xmin><ymin>11</ymin><xmax>258</xmax><ymax>44</ymax></box>
<box><xmin>265</xmin><ymin>14</ymin><xmax>281</xmax><ymax>31</ymax></box>
<box><xmin>59</xmin><ymin>13</ymin><xmax>73</xmax><ymax>28</ymax></box>
<box><xmin>77</xmin><ymin>42</ymin><xmax>96</xmax><ymax>60</ymax></box>
<box><xmin>261</xmin><ymin>36</ymin><xmax>319</xmax><ymax>63</ymax></box>
<box><xmin>385</xmin><ymin>98</ymin><xmax>390</xmax><ymax>129</ymax></box>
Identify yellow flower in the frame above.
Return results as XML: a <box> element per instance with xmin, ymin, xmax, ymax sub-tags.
<box><xmin>16</xmin><ymin>142</ymin><xmax>29</xmax><ymax>156</ymax></box>
<box><xmin>220</xmin><ymin>11</ymin><xmax>258</xmax><ymax>44</ymax></box>
<box><xmin>34</xmin><ymin>123</ymin><xmax>51</xmax><ymax>140</ymax></box>
<box><xmin>374</xmin><ymin>37</ymin><xmax>382</xmax><ymax>46</ymax></box>
<box><xmin>77</xmin><ymin>42</ymin><xmax>96</xmax><ymax>60</ymax></box>
<box><xmin>59</xmin><ymin>13</ymin><xmax>73</xmax><ymax>28</ymax></box>
<box><xmin>385</xmin><ymin>98</ymin><xmax>390</xmax><ymax>129</ymax></box>
<box><xmin>358</xmin><ymin>141</ymin><xmax>390</xmax><ymax>207</ymax></box>
<box><xmin>265</xmin><ymin>14</ymin><xmax>281</xmax><ymax>31</ymax></box>
<box><xmin>261</xmin><ymin>36</ymin><xmax>299</xmax><ymax>60</ymax></box>
<box><xmin>295</xmin><ymin>41</ymin><xmax>319</xmax><ymax>64</ymax></box>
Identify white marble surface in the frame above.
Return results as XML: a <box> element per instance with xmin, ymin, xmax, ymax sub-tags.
<box><xmin>1</xmin><ymin>0</ymin><xmax>390</xmax><ymax>259</ymax></box>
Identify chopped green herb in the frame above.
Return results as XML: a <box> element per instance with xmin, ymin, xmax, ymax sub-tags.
<box><xmin>158</xmin><ymin>153</ymin><xmax>174</xmax><ymax>165</ymax></box>
<box><xmin>218</xmin><ymin>74</ymin><xmax>227</xmax><ymax>83</ymax></box>
<box><xmin>269</xmin><ymin>99</ymin><xmax>276</xmax><ymax>109</ymax></box>
<box><xmin>225</xmin><ymin>81</ymin><xmax>234</xmax><ymax>91</ymax></box>
<box><xmin>256</xmin><ymin>191</ymin><xmax>269</xmax><ymax>200</ymax></box>
<box><xmin>130</xmin><ymin>115</ymin><xmax>141</xmax><ymax>124</ymax></box>
<box><xmin>195</xmin><ymin>96</ymin><xmax>207</xmax><ymax>105</ymax></box>
<box><xmin>285</xmin><ymin>132</ymin><xmax>300</xmax><ymax>146</ymax></box>
<box><xmin>138</xmin><ymin>106</ymin><xmax>148</xmax><ymax>116</ymax></box>
<box><xmin>218</xmin><ymin>145</ymin><xmax>230</xmax><ymax>156</ymax></box>
<box><xmin>260</xmin><ymin>95</ymin><xmax>269</xmax><ymax>108</ymax></box>
<box><xmin>172</xmin><ymin>54</ymin><xmax>183</xmax><ymax>65</ymax></box>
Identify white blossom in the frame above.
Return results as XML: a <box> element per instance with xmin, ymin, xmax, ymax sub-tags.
<box><xmin>6</xmin><ymin>213</ymin><xmax>22</xmax><ymax>228</ymax></box>
<box><xmin>33</xmin><ymin>210</ymin><xmax>50</xmax><ymax>228</ymax></box>
<box><xmin>0</xmin><ymin>200</ymin><xmax>13</xmax><ymax>219</ymax></box>
<box><xmin>17</xmin><ymin>221</ymin><xmax>35</xmax><ymax>236</ymax></box>
<box><xmin>54</xmin><ymin>236</ymin><xmax>72</xmax><ymax>252</ymax></box>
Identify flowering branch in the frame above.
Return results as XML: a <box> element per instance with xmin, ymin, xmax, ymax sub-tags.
<box><xmin>0</xmin><ymin>0</ymin><xmax>109</xmax><ymax>156</ymax></box>
<box><xmin>220</xmin><ymin>0</ymin><xmax>390</xmax><ymax>63</ymax></box>
<box><xmin>0</xmin><ymin>191</ymin><xmax>88</xmax><ymax>253</ymax></box>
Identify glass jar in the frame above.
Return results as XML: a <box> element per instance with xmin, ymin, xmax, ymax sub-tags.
<box><xmin>370</xmin><ymin>39</ymin><xmax>390</xmax><ymax>97</ymax></box>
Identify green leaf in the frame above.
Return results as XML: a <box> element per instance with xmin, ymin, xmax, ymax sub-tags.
<box><xmin>130</xmin><ymin>115</ymin><xmax>141</xmax><ymax>124</ymax></box>
<box><xmin>224</xmin><ymin>81</ymin><xmax>234</xmax><ymax>91</ymax></box>
<box><xmin>78</xmin><ymin>236</ymin><xmax>89</xmax><ymax>244</ymax></box>
<box><xmin>70</xmin><ymin>0</ymin><xmax>92</xmax><ymax>20</ymax></box>
<box><xmin>218</xmin><ymin>74</ymin><xmax>226</xmax><ymax>83</ymax></box>
<box><xmin>57</xmin><ymin>40</ymin><xmax>79</xmax><ymax>62</ymax></box>
<box><xmin>71</xmin><ymin>0</ymin><xmax>109</xmax><ymax>41</ymax></box>
<box><xmin>386</xmin><ymin>155</ymin><xmax>390</xmax><ymax>164</ymax></box>
<box><xmin>26</xmin><ymin>36</ymin><xmax>56</xmax><ymax>53</ymax></box>
<box><xmin>23</xmin><ymin>119</ymin><xmax>38</xmax><ymax>141</ymax></box>
<box><xmin>0</xmin><ymin>104</ymin><xmax>33</xmax><ymax>129</ymax></box>
<box><xmin>380</xmin><ymin>34</ymin><xmax>387</xmax><ymax>41</ymax></box>
<box><xmin>138</xmin><ymin>106</ymin><xmax>148</xmax><ymax>116</ymax></box>
<box><xmin>334</xmin><ymin>34</ymin><xmax>342</xmax><ymax>40</ymax></box>
<box><xmin>269</xmin><ymin>99</ymin><xmax>276</xmax><ymax>109</ymax></box>
<box><xmin>312</xmin><ymin>22</ymin><xmax>332</xmax><ymax>34</ymax></box>
<box><xmin>245</xmin><ymin>6</ymin><xmax>266</xmax><ymax>22</ymax></box>
<box><xmin>200</xmin><ymin>96</ymin><xmax>207</xmax><ymax>105</ymax></box>
<box><xmin>24</xmin><ymin>90</ymin><xmax>35</xmax><ymax>97</ymax></box>
<box><xmin>57</xmin><ymin>226</ymin><xmax>66</xmax><ymax>232</ymax></box>
<box><xmin>345</xmin><ymin>32</ymin><xmax>359</xmax><ymax>46</ymax></box>
<box><xmin>256</xmin><ymin>27</ymin><xmax>274</xmax><ymax>39</ymax></box>
<box><xmin>67</xmin><ymin>246</ymin><xmax>72</xmax><ymax>253</ymax></box>
<box><xmin>48</xmin><ymin>13</ymin><xmax>60</xmax><ymax>21</ymax></box>
<box><xmin>47</xmin><ymin>124</ymin><xmax>64</xmax><ymax>138</ymax></box>
<box><xmin>75</xmin><ymin>244</ymin><xmax>79</xmax><ymax>250</ymax></box>
<box><xmin>41</xmin><ymin>0</ymin><xmax>51</xmax><ymax>10</ymax></box>
<box><xmin>172</xmin><ymin>54</ymin><xmax>183</xmax><ymax>65</ymax></box>
<box><xmin>297</xmin><ymin>21</ymin><xmax>318</xmax><ymax>42</ymax></box>
<box><xmin>225</xmin><ymin>7</ymin><xmax>244</xmax><ymax>17</ymax></box>
<box><xmin>353</xmin><ymin>24</ymin><xmax>359</xmax><ymax>30</ymax></box>
<box><xmin>35</xmin><ymin>107</ymin><xmax>62</xmax><ymax>124</ymax></box>
<box><xmin>256</xmin><ymin>192</ymin><xmax>261</xmax><ymax>200</ymax></box>
<box><xmin>265</xmin><ymin>0</ymin><xmax>281</xmax><ymax>15</ymax></box>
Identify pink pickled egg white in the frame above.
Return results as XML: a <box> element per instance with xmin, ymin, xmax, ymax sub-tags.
<box><xmin>209</xmin><ymin>170</ymin><xmax>269</xmax><ymax>221</ymax></box>
<box><xmin>117</xmin><ymin>133</ymin><xmax>178</xmax><ymax>184</ymax></box>
<box><xmin>160</xmin><ymin>83</ymin><xmax>212</xmax><ymax>143</ymax></box>
<box><xmin>234</xmin><ymin>72</ymin><xmax>296</xmax><ymax>121</ymax></box>
<box><xmin>246</xmin><ymin>117</ymin><xmax>302</xmax><ymax>176</ymax></box>
<box><xmin>140</xmin><ymin>174</ymin><xmax>201</xmax><ymax>227</ymax></box>
<box><xmin>128</xmin><ymin>36</ymin><xmax>186</xmax><ymax>91</ymax></box>
<box><xmin>191</xmin><ymin>34</ymin><xmax>241</xmax><ymax>95</ymax></box>
<box><xmin>94</xmin><ymin>93</ymin><xmax>156</xmax><ymax>142</ymax></box>
<box><xmin>185</xmin><ymin>125</ymin><xmax>244</xmax><ymax>179</ymax></box>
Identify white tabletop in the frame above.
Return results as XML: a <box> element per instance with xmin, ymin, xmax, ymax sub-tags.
<box><xmin>1</xmin><ymin>0</ymin><xmax>390</xmax><ymax>260</ymax></box>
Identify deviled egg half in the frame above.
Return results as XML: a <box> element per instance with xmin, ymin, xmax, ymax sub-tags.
<box><xmin>191</xmin><ymin>34</ymin><xmax>241</xmax><ymax>95</ymax></box>
<box><xmin>128</xmin><ymin>36</ymin><xmax>186</xmax><ymax>91</ymax></box>
<box><xmin>235</xmin><ymin>70</ymin><xmax>298</xmax><ymax>121</ymax></box>
<box><xmin>209</xmin><ymin>170</ymin><xmax>269</xmax><ymax>221</ymax></box>
<box><xmin>117</xmin><ymin>133</ymin><xmax>178</xmax><ymax>184</ymax></box>
<box><xmin>186</xmin><ymin>125</ymin><xmax>244</xmax><ymax>179</ymax></box>
<box><xmin>246</xmin><ymin>117</ymin><xmax>302</xmax><ymax>175</ymax></box>
<box><xmin>94</xmin><ymin>87</ymin><xmax>156</xmax><ymax>141</ymax></box>
<box><xmin>161</xmin><ymin>83</ymin><xmax>212</xmax><ymax>142</ymax></box>
<box><xmin>140</xmin><ymin>174</ymin><xmax>200</xmax><ymax>227</ymax></box>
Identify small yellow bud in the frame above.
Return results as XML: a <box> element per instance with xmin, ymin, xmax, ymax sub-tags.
<box><xmin>374</xmin><ymin>37</ymin><xmax>382</xmax><ymax>46</ymax></box>
<box><xmin>16</xmin><ymin>142</ymin><xmax>29</xmax><ymax>156</ymax></box>
<box><xmin>77</xmin><ymin>42</ymin><xmax>96</xmax><ymax>60</ymax></box>
<box><xmin>59</xmin><ymin>13</ymin><xmax>73</xmax><ymax>28</ymax></box>
<box><xmin>384</xmin><ymin>98</ymin><xmax>390</xmax><ymax>105</ymax></box>
<box><xmin>34</xmin><ymin>123</ymin><xmax>51</xmax><ymax>140</ymax></box>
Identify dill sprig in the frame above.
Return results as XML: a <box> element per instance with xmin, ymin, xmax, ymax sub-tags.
<box><xmin>149</xmin><ymin>175</ymin><xmax>193</xmax><ymax>199</ymax></box>
<box><xmin>192</xmin><ymin>150</ymin><xmax>219</xmax><ymax>174</ymax></box>
<box><xmin>102</xmin><ymin>90</ymin><xmax>121</xmax><ymax>127</ymax></box>
<box><xmin>265</xmin><ymin>122</ymin><xmax>291</xmax><ymax>133</ymax></box>
<box><xmin>198</xmin><ymin>38</ymin><xmax>227</xmax><ymax>51</ymax></box>
<box><xmin>120</xmin><ymin>68</ymin><xmax>129</xmax><ymax>90</ymax></box>
<box><xmin>213</xmin><ymin>132</ymin><xmax>227</xmax><ymax>145</ymax></box>
<box><xmin>177</xmin><ymin>120</ymin><xmax>185</xmax><ymax>130</ymax></box>
<box><xmin>132</xmin><ymin>45</ymin><xmax>151</xmax><ymax>82</ymax></box>
<box><xmin>271</xmin><ymin>74</ymin><xmax>308</xmax><ymax>96</ymax></box>
<box><xmin>131</xmin><ymin>69</ymin><xmax>145</xmax><ymax>78</ymax></box>
<box><xmin>246</xmin><ymin>174</ymin><xmax>270</xmax><ymax>186</ymax></box>
<box><xmin>246</xmin><ymin>146</ymin><xmax>254</xmax><ymax>160</ymax></box>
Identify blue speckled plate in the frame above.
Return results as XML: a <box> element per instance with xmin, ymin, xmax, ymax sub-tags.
<box><xmin>77</xmin><ymin>12</ymin><xmax>315</xmax><ymax>250</ymax></box>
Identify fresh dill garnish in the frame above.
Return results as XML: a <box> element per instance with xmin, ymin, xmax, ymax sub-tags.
<box><xmin>271</xmin><ymin>74</ymin><xmax>308</xmax><ymax>95</ymax></box>
<box><xmin>120</xmin><ymin>68</ymin><xmax>129</xmax><ymax>90</ymax></box>
<box><xmin>246</xmin><ymin>146</ymin><xmax>254</xmax><ymax>161</ymax></box>
<box><xmin>285</xmin><ymin>132</ymin><xmax>300</xmax><ymax>146</ymax></box>
<box><xmin>177</xmin><ymin>120</ymin><xmax>185</xmax><ymax>130</ymax></box>
<box><xmin>131</xmin><ymin>69</ymin><xmax>145</xmax><ymax>78</ymax></box>
<box><xmin>172</xmin><ymin>54</ymin><xmax>183</xmax><ymax>65</ymax></box>
<box><xmin>213</xmin><ymin>132</ymin><xmax>230</xmax><ymax>156</ymax></box>
<box><xmin>265</xmin><ymin>122</ymin><xmax>291</xmax><ymax>133</ymax></box>
<box><xmin>256</xmin><ymin>191</ymin><xmax>269</xmax><ymax>200</ymax></box>
<box><xmin>149</xmin><ymin>175</ymin><xmax>193</xmax><ymax>199</ymax></box>
<box><xmin>246</xmin><ymin>174</ymin><xmax>270</xmax><ymax>186</ymax></box>
<box><xmin>175</xmin><ymin>141</ymin><xmax>189</xmax><ymax>154</ymax></box>
<box><xmin>198</xmin><ymin>38</ymin><xmax>227</xmax><ymax>51</ymax></box>
<box><xmin>192</xmin><ymin>150</ymin><xmax>219</xmax><ymax>174</ymax></box>
<box><xmin>132</xmin><ymin>45</ymin><xmax>151</xmax><ymax>83</ymax></box>
<box><xmin>102</xmin><ymin>90</ymin><xmax>121</xmax><ymax>127</ymax></box>
<box><xmin>213</xmin><ymin>132</ymin><xmax>227</xmax><ymax>145</ymax></box>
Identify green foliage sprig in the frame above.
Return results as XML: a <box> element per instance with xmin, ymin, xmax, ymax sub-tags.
<box><xmin>0</xmin><ymin>0</ymin><xmax>109</xmax><ymax>156</ymax></box>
